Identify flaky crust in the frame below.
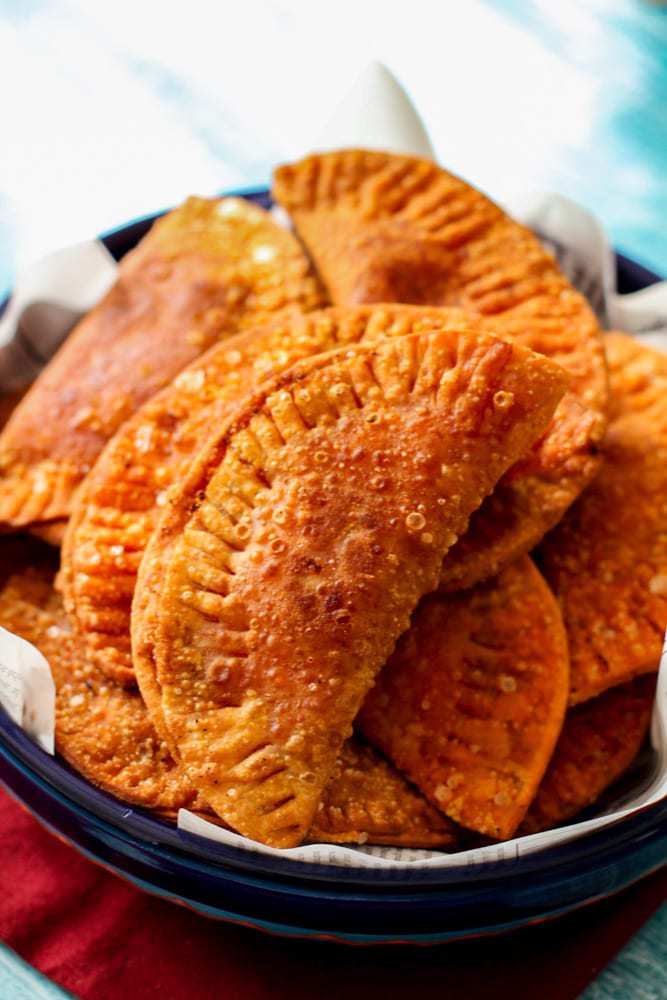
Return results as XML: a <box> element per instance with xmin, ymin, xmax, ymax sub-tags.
<box><xmin>0</xmin><ymin>546</ymin><xmax>200</xmax><ymax>811</ymax></box>
<box><xmin>149</xmin><ymin>329</ymin><xmax>566</xmax><ymax>846</ymax></box>
<box><xmin>63</xmin><ymin>304</ymin><xmax>559</xmax><ymax>687</ymax></box>
<box><xmin>520</xmin><ymin>676</ymin><xmax>655</xmax><ymax>834</ymax></box>
<box><xmin>540</xmin><ymin>333</ymin><xmax>667</xmax><ymax>705</ymax></box>
<box><xmin>273</xmin><ymin>150</ymin><xmax>607</xmax><ymax>589</ymax></box>
<box><xmin>0</xmin><ymin>196</ymin><xmax>323</xmax><ymax>528</ymax></box>
<box><xmin>359</xmin><ymin>558</ymin><xmax>569</xmax><ymax>839</ymax></box>
<box><xmin>310</xmin><ymin>738</ymin><xmax>459</xmax><ymax>848</ymax></box>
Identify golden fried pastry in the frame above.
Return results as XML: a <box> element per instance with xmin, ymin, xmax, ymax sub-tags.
<box><xmin>359</xmin><ymin>558</ymin><xmax>569</xmax><ymax>840</ymax></box>
<box><xmin>0</xmin><ymin>542</ymin><xmax>456</xmax><ymax>843</ymax></box>
<box><xmin>62</xmin><ymin>303</ymin><xmax>554</xmax><ymax>688</ymax></box>
<box><xmin>0</xmin><ymin>546</ymin><xmax>201</xmax><ymax>811</ymax></box>
<box><xmin>148</xmin><ymin>328</ymin><xmax>566</xmax><ymax>847</ymax></box>
<box><xmin>310</xmin><ymin>738</ymin><xmax>459</xmax><ymax>848</ymax></box>
<box><xmin>0</xmin><ymin>196</ymin><xmax>323</xmax><ymax>530</ymax></box>
<box><xmin>520</xmin><ymin>675</ymin><xmax>655</xmax><ymax>834</ymax></box>
<box><xmin>540</xmin><ymin>333</ymin><xmax>667</xmax><ymax>705</ymax></box>
<box><xmin>273</xmin><ymin>150</ymin><xmax>607</xmax><ymax>589</ymax></box>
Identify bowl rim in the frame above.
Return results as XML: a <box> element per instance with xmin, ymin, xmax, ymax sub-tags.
<box><xmin>0</xmin><ymin>186</ymin><xmax>665</xmax><ymax>890</ymax></box>
<box><xmin>3</xmin><ymin>703</ymin><xmax>667</xmax><ymax>894</ymax></box>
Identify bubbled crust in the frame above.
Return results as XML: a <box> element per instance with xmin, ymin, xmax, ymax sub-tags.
<box><xmin>151</xmin><ymin>329</ymin><xmax>566</xmax><ymax>847</ymax></box>
<box><xmin>310</xmin><ymin>737</ymin><xmax>459</xmax><ymax>848</ymax></box>
<box><xmin>70</xmin><ymin>306</ymin><xmax>467</xmax><ymax>687</ymax></box>
<box><xmin>540</xmin><ymin>333</ymin><xmax>667</xmax><ymax>705</ymax></box>
<box><xmin>0</xmin><ymin>548</ymin><xmax>201</xmax><ymax>811</ymax></box>
<box><xmin>520</xmin><ymin>676</ymin><xmax>655</xmax><ymax>834</ymax></box>
<box><xmin>273</xmin><ymin>150</ymin><xmax>608</xmax><ymax>590</ymax></box>
<box><xmin>62</xmin><ymin>303</ymin><xmax>538</xmax><ymax>687</ymax></box>
<box><xmin>0</xmin><ymin>196</ymin><xmax>324</xmax><ymax>529</ymax></box>
<box><xmin>359</xmin><ymin>558</ymin><xmax>569</xmax><ymax>840</ymax></box>
<box><xmin>0</xmin><ymin>542</ymin><xmax>462</xmax><ymax>838</ymax></box>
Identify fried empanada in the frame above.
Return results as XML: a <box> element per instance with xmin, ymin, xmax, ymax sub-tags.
<box><xmin>62</xmin><ymin>304</ymin><xmax>556</xmax><ymax>688</ymax></box>
<box><xmin>149</xmin><ymin>328</ymin><xmax>566</xmax><ymax>847</ymax></box>
<box><xmin>0</xmin><ymin>197</ymin><xmax>323</xmax><ymax>529</ymax></box>
<box><xmin>359</xmin><ymin>557</ymin><xmax>569</xmax><ymax>840</ymax></box>
<box><xmin>0</xmin><ymin>543</ymin><xmax>459</xmax><ymax>843</ymax></box>
<box><xmin>540</xmin><ymin>333</ymin><xmax>667</xmax><ymax>705</ymax></box>
<box><xmin>309</xmin><ymin>737</ymin><xmax>459</xmax><ymax>848</ymax></box>
<box><xmin>0</xmin><ymin>547</ymin><xmax>200</xmax><ymax>811</ymax></box>
<box><xmin>273</xmin><ymin>150</ymin><xmax>607</xmax><ymax>589</ymax></box>
<box><xmin>520</xmin><ymin>676</ymin><xmax>655</xmax><ymax>834</ymax></box>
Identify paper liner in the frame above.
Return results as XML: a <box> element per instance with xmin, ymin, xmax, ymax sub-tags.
<box><xmin>0</xmin><ymin>626</ymin><xmax>54</xmax><ymax>753</ymax></box>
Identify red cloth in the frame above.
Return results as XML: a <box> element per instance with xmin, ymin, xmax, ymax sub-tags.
<box><xmin>1</xmin><ymin>787</ymin><xmax>665</xmax><ymax>1000</ymax></box>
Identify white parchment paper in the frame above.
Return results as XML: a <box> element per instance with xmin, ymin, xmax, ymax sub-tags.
<box><xmin>1</xmin><ymin>65</ymin><xmax>666</xmax><ymax>867</ymax></box>
<box><xmin>0</xmin><ymin>627</ymin><xmax>54</xmax><ymax>754</ymax></box>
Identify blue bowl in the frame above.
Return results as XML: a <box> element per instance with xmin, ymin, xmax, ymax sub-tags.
<box><xmin>1</xmin><ymin>188</ymin><xmax>666</xmax><ymax>944</ymax></box>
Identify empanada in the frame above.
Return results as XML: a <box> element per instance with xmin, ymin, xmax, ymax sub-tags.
<box><xmin>540</xmin><ymin>333</ymin><xmax>667</xmax><ymax>704</ymax></box>
<box><xmin>0</xmin><ymin>540</ymin><xmax>454</xmax><ymax>845</ymax></box>
<box><xmin>273</xmin><ymin>150</ymin><xmax>607</xmax><ymax>590</ymax></box>
<box><xmin>520</xmin><ymin>675</ymin><xmax>655</xmax><ymax>834</ymax></box>
<box><xmin>62</xmin><ymin>304</ymin><xmax>560</xmax><ymax>688</ymax></box>
<box><xmin>310</xmin><ymin>737</ymin><xmax>459</xmax><ymax>848</ymax></box>
<box><xmin>0</xmin><ymin>197</ymin><xmax>323</xmax><ymax>529</ymax></box>
<box><xmin>149</xmin><ymin>328</ymin><xmax>566</xmax><ymax>846</ymax></box>
<box><xmin>359</xmin><ymin>557</ymin><xmax>569</xmax><ymax>839</ymax></box>
<box><xmin>0</xmin><ymin>544</ymin><xmax>201</xmax><ymax>811</ymax></box>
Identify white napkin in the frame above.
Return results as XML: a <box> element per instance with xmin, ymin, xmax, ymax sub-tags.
<box><xmin>0</xmin><ymin>627</ymin><xmax>54</xmax><ymax>754</ymax></box>
<box><xmin>1</xmin><ymin>62</ymin><xmax>666</xmax><ymax>869</ymax></box>
<box><xmin>0</xmin><ymin>240</ymin><xmax>116</xmax><ymax>391</ymax></box>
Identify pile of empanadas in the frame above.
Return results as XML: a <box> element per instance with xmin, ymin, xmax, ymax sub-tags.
<box><xmin>0</xmin><ymin>150</ymin><xmax>664</xmax><ymax>851</ymax></box>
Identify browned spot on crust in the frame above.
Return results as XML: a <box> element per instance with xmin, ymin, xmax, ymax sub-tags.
<box><xmin>360</xmin><ymin>557</ymin><xmax>569</xmax><ymax>839</ymax></box>
<box><xmin>540</xmin><ymin>333</ymin><xmax>667</xmax><ymax>705</ymax></box>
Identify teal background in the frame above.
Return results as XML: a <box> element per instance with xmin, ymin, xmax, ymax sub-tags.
<box><xmin>582</xmin><ymin>907</ymin><xmax>667</xmax><ymax>1000</ymax></box>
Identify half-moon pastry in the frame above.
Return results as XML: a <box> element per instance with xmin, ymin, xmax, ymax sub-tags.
<box><xmin>540</xmin><ymin>333</ymin><xmax>667</xmax><ymax>704</ymax></box>
<box><xmin>0</xmin><ymin>540</ymin><xmax>456</xmax><ymax>845</ymax></box>
<box><xmin>520</xmin><ymin>675</ymin><xmax>655</xmax><ymax>834</ymax></box>
<box><xmin>62</xmin><ymin>304</ymin><xmax>557</xmax><ymax>688</ymax></box>
<box><xmin>149</xmin><ymin>328</ymin><xmax>566</xmax><ymax>846</ymax></box>
<box><xmin>359</xmin><ymin>557</ymin><xmax>569</xmax><ymax>839</ymax></box>
<box><xmin>0</xmin><ymin>196</ymin><xmax>323</xmax><ymax>530</ymax></box>
<box><xmin>310</xmin><ymin>737</ymin><xmax>459</xmax><ymax>848</ymax></box>
<box><xmin>273</xmin><ymin>149</ymin><xmax>607</xmax><ymax>590</ymax></box>
<box><xmin>0</xmin><ymin>547</ymin><xmax>201</xmax><ymax>811</ymax></box>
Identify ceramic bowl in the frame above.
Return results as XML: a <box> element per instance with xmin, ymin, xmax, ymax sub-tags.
<box><xmin>1</xmin><ymin>188</ymin><xmax>665</xmax><ymax>943</ymax></box>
